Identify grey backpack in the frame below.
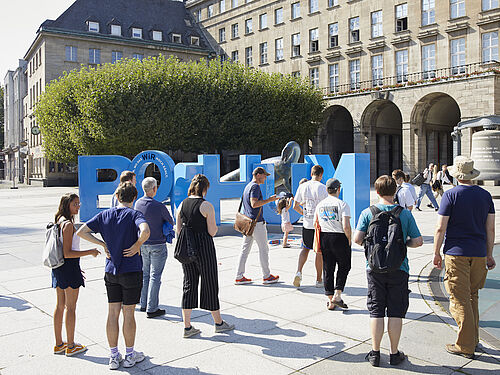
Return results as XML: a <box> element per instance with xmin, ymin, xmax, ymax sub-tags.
<box><xmin>42</xmin><ymin>222</ymin><xmax>65</xmax><ymax>269</ymax></box>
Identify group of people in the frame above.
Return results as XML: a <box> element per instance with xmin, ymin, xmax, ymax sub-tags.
<box><xmin>49</xmin><ymin>155</ymin><xmax>495</xmax><ymax>369</ymax></box>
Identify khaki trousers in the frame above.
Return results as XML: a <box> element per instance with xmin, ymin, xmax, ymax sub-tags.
<box><xmin>444</xmin><ymin>255</ymin><xmax>487</xmax><ymax>354</ymax></box>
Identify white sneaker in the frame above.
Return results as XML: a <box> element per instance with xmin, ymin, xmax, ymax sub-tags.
<box><xmin>293</xmin><ymin>272</ymin><xmax>302</xmax><ymax>287</ymax></box>
<box><xmin>123</xmin><ymin>351</ymin><xmax>145</xmax><ymax>368</ymax></box>
<box><xmin>315</xmin><ymin>280</ymin><xmax>323</xmax><ymax>288</ymax></box>
<box><xmin>109</xmin><ymin>353</ymin><xmax>123</xmax><ymax>370</ymax></box>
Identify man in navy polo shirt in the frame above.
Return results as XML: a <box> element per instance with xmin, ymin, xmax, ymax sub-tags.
<box><xmin>77</xmin><ymin>182</ymin><xmax>150</xmax><ymax>370</ymax></box>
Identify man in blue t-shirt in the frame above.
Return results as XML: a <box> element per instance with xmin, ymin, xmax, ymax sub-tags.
<box><xmin>433</xmin><ymin>156</ymin><xmax>496</xmax><ymax>359</ymax></box>
<box><xmin>354</xmin><ymin>175</ymin><xmax>423</xmax><ymax>367</ymax></box>
<box><xmin>77</xmin><ymin>182</ymin><xmax>150</xmax><ymax>370</ymax></box>
<box><xmin>235</xmin><ymin>167</ymin><xmax>279</xmax><ymax>285</ymax></box>
<box><xmin>134</xmin><ymin>177</ymin><xmax>174</xmax><ymax>318</ymax></box>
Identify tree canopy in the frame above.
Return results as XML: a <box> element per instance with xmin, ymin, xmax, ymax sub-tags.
<box><xmin>35</xmin><ymin>56</ymin><xmax>325</xmax><ymax>163</ymax></box>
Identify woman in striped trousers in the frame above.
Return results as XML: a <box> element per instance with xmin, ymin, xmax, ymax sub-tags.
<box><xmin>176</xmin><ymin>174</ymin><xmax>235</xmax><ymax>338</ymax></box>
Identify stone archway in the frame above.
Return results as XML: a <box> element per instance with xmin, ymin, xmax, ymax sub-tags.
<box><xmin>316</xmin><ymin>105</ymin><xmax>354</xmax><ymax>167</ymax></box>
<box><xmin>361</xmin><ymin>100</ymin><xmax>403</xmax><ymax>180</ymax></box>
<box><xmin>411</xmin><ymin>93</ymin><xmax>461</xmax><ymax>171</ymax></box>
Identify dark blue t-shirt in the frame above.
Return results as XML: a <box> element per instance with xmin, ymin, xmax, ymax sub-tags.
<box><xmin>134</xmin><ymin>197</ymin><xmax>174</xmax><ymax>245</ymax></box>
<box><xmin>242</xmin><ymin>181</ymin><xmax>264</xmax><ymax>222</ymax></box>
<box><xmin>86</xmin><ymin>207</ymin><xmax>147</xmax><ymax>275</ymax></box>
<box><xmin>438</xmin><ymin>185</ymin><xmax>495</xmax><ymax>257</ymax></box>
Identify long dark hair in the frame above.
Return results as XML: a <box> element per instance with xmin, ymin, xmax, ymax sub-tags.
<box><xmin>55</xmin><ymin>193</ymin><xmax>79</xmax><ymax>223</ymax></box>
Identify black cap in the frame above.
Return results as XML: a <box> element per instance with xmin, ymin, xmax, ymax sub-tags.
<box><xmin>326</xmin><ymin>178</ymin><xmax>341</xmax><ymax>190</ymax></box>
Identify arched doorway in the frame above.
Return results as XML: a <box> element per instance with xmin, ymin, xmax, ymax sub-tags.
<box><xmin>318</xmin><ymin>105</ymin><xmax>354</xmax><ymax>167</ymax></box>
<box><xmin>361</xmin><ymin>100</ymin><xmax>403</xmax><ymax>179</ymax></box>
<box><xmin>411</xmin><ymin>93</ymin><xmax>461</xmax><ymax>170</ymax></box>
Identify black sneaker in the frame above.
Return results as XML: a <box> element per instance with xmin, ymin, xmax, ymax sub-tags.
<box><xmin>415</xmin><ymin>207</ymin><xmax>422</xmax><ymax>211</ymax></box>
<box><xmin>139</xmin><ymin>307</ymin><xmax>146</xmax><ymax>312</ymax></box>
<box><xmin>365</xmin><ymin>350</ymin><xmax>380</xmax><ymax>367</ymax></box>
<box><xmin>147</xmin><ymin>309</ymin><xmax>166</xmax><ymax>318</ymax></box>
<box><xmin>427</xmin><ymin>204</ymin><xmax>434</xmax><ymax>209</ymax></box>
<box><xmin>389</xmin><ymin>351</ymin><xmax>406</xmax><ymax>365</ymax></box>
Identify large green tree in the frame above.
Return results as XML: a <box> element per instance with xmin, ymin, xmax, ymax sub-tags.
<box><xmin>35</xmin><ymin>56</ymin><xmax>325</xmax><ymax>163</ymax></box>
<box><xmin>0</xmin><ymin>86</ymin><xmax>4</xmax><ymax>150</ymax></box>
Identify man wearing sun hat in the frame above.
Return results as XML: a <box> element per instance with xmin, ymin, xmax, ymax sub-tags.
<box><xmin>433</xmin><ymin>156</ymin><xmax>496</xmax><ymax>359</ymax></box>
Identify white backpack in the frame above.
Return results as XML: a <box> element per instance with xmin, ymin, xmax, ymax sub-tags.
<box><xmin>42</xmin><ymin>222</ymin><xmax>65</xmax><ymax>269</ymax></box>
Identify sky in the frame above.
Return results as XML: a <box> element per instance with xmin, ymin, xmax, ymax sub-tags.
<box><xmin>0</xmin><ymin>0</ymin><xmax>75</xmax><ymax>79</ymax></box>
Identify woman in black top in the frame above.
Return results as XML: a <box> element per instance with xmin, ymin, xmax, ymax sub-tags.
<box><xmin>176</xmin><ymin>174</ymin><xmax>235</xmax><ymax>338</ymax></box>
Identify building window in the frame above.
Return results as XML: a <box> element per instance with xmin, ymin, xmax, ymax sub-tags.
<box><xmin>309</xmin><ymin>28</ymin><xmax>319</xmax><ymax>52</ymax></box>
<box><xmin>259</xmin><ymin>13</ymin><xmax>267</xmax><ymax>29</ymax></box>
<box><xmin>371</xmin><ymin>11</ymin><xmax>383</xmax><ymax>38</ymax></box>
<box><xmin>220</xmin><ymin>54</ymin><xmax>228</xmax><ymax>63</ymax></box>
<box><xmin>422</xmin><ymin>44</ymin><xmax>436</xmax><ymax>78</ymax></box>
<box><xmin>328</xmin><ymin>23</ymin><xmax>338</xmax><ymax>48</ymax></box>
<box><xmin>231</xmin><ymin>23</ymin><xmax>239</xmax><ymax>38</ymax></box>
<box><xmin>88</xmin><ymin>21</ymin><xmax>99</xmax><ymax>32</ymax></box>
<box><xmin>328</xmin><ymin>0</ymin><xmax>338</xmax><ymax>7</ymax></box>
<box><xmin>196</xmin><ymin>9</ymin><xmax>202</xmax><ymax>22</ymax></box>
<box><xmin>65</xmin><ymin>46</ymin><xmax>77</xmax><ymax>62</ymax></box>
<box><xmin>245</xmin><ymin>46</ymin><xmax>253</xmax><ymax>66</ymax></box>
<box><xmin>153</xmin><ymin>30</ymin><xmax>162</xmax><ymax>41</ymax></box>
<box><xmin>232</xmin><ymin>0</ymin><xmax>238</xmax><ymax>8</ymax></box>
<box><xmin>372</xmin><ymin>54</ymin><xmax>383</xmax><ymax>86</ymax></box>
<box><xmin>350</xmin><ymin>59</ymin><xmax>360</xmax><ymax>89</ymax></box>
<box><xmin>132</xmin><ymin>28</ymin><xmax>142</xmax><ymax>39</ymax></box>
<box><xmin>291</xmin><ymin>2</ymin><xmax>300</xmax><ymax>19</ymax></box>
<box><xmin>275</xmin><ymin>8</ymin><xmax>283</xmax><ymax>24</ymax></box>
<box><xmin>451</xmin><ymin>38</ymin><xmax>466</xmax><ymax>74</ymax></box>
<box><xmin>232</xmin><ymin>50</ymin><xmax>239</xmax><ymax>62</ymax></box>
<box><xmin>112</xmin><ymin>51</ymin><xmax>123</xmax><ymax>63</ymax></box>
<box><xmin>172</xmin><ymin>34</ymin><xmax>182</xmax><ymax>43</ymax></box>
<box><xmin>349</xmin><ymin>17</ymin><xmax>360</xmax><ymax>43</ymax></box>
<box><xmin>245</xmin><ymin>19</ymin><xmax>253</xmax><ymax>34</ymax></box>
<box><xmin>208</xmin><ymin>4</ymin><xmax>214</xmax><ymax>17</ymax></box>
<box><xmin>482</xmin><ymin>32</ymin><xmax>499</xmax><ymax>63</ymax></box>
<box><xmin>111</xmin><ymin>24</ymin><xmax>122</xmax><ymax>36</ymax></box>
<box><xmin>396</xmin><ymin>49</ymin><xmax>408</xmax><ymax>83</ymax></box>
<box><xmin>191</xmin><ymin>36</ymin><xmax>200</xmax><ymax>46</ymax></box>
<box><xmin>422</xmin><ymin>0</ymin><xmax>435</xmax><ymax>26</ymax></box>
<box><xmin>133</xmin><ymin>53</ymin><xmax>144</xmax><ymax>60</ymax></box>
<box><xmin>292</xmin><ymin>71</ymin><xmax>301</xmax><ymax>78</ymax></box>
<box><xmin>220</xmin><ymin>0</ymin><xmax>226</xmax><ymax>13</ymax></box>
<box><xmin>396</xmin><ymin>3</ymin><xmax>408</xmax><ymax>32</ymax></box>
<box><xmin>219</xmin><ymin>28</ymin><xmax>226</xmax><ymax>42</ymax></box>
<box><xmin>260</xmin><ymin>42</ymin><xmax>268</xmax><ymax>64</ymax></box>
<box><xmin>89</xmin><ymin>48</ymin><xmax>101</xmax><ymax>64</ymax></box>
<box><xmin>275</xmin><ymin>38</ymin><xmax>284</xmax><ymax>61</ymax></box>
<box><xmin>310</xmin><ymin>67</ymin><xmax>319</xmax><ymax>88</ymax></box>
<box><xmin>329</xmin><ymin>63</ymin><xmax>339</xmax><ymax>93</ymax></box>
<box><xmin>292</xmin><ymin>33</ymin><xmax>301</xmax><ymax>56</ymax></box>
<box><xmin>450</xmin><ymin>0</ymin><xmax>465</xmax><ymax>19</ymax></box>
<box><xmin>309</xmin><ymin>0</ymin><xmax>318</xmax><ymax>14</ymax></box>
<box><xmin>483</xmin><ymin>0</ymin><xmax>499</xmax><ymax>11</ymax></box>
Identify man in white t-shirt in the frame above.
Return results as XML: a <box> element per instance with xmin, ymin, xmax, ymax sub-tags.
<box><xmin>293</xmin><ymin>165</ymin><xmax>328</xmax><ymax>288</ymax></box>
<box><xmin>314</xmin><ymin>178</ymin><xmax>352</xmax><ymax>309</ymax></box>
<box><xmin>403</xmin><ymin>173</ymin><xmax>417</xmax><ymax>204</ymax></box>
<box><xmin>392</xmin><ymin>169</ymin><xmax>416</xmax><ymax>211</ymax></box>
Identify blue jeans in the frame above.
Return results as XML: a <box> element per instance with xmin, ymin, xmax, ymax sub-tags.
<box><xmin>140</xmin><ymin>243</ymin><xmax>167</xmax><ymax>312</ymax></box>
<box><xmin>416</xmin><ymin>183</ymin><xmax>439</xmax><ymax>209</ymax></box>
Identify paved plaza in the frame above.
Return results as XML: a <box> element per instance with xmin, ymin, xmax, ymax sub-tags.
<box><xmin>0</xmin><ymin>184</ymin><xmax>499</xmax><ymax>374</ymax></box>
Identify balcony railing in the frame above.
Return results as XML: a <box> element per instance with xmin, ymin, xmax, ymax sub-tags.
<box><xmin>321</xmin><ymin>61</ymin><xmax>500</xmax><ymax>97</ymax></box>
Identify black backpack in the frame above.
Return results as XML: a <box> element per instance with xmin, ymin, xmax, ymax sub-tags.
<box><xmin>364</xmin><ymin>206</ymin><xmax>407</xmax><ymax>273</ymax></box>
<box><xmin>393</xmin><ymin>186</ymin><xmax>402</xmax><ymax>206</ymax></box>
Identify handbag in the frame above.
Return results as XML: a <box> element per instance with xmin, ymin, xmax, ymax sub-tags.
<box><xmin>234</xmin><ymin>198</ymin><xmax>262</xmax><ymax>236</ymax></box>
<box><xmin>42</xmin><ymin>222</ymin><xmax>65</xmax><ymax>269</ymax></box>
<box><xmin>411</xmin><ymin>173</ymin><xmax>425</xmax><ymax>186</ymax></box>
<box><xmin>174</xmin><ymin>201</ymin><xmax>199</xmax><ymax>264</ymax></box>
<box><xmin>313</xmin><ymin>217</ymin><xmax>321</xmax><ymax>254</ymax></box>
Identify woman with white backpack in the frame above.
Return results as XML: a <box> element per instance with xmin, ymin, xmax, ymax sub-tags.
<box><xmin>51</xmin><ymin>193</ymin><xmax>100</xmax><ymax>357</ymax></box>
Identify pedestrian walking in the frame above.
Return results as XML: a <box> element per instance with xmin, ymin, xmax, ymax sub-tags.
<box><xmin>392</xmin><ymin>169</ymin><xmax>416</xmax><ymax>211</ymax></box>
<box><xmin>433</xmin><ymin>156</ymin><xmax>496</xmax><ymax>359</ymax></box>
<box><xmin>415</xmin><ymin>163</ymin><xmax>440</xmax><ymax>211</ymax></box>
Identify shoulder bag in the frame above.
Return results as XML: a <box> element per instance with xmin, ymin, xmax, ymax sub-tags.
<box><xmin>174</xmin><ymin>201</ymin><xmax>199</xmax><ymax>264</ymax></box>
<box><xmin>234</xmin><ymin>198</ymin><xmax>262</xmax><ymax>237</ymax></box>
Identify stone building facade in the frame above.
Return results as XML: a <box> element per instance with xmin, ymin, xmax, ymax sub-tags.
<box><xmin>187</xmin><ymin>0</ymin><xmax>500</xmax><ymax>180</ymax></box>
<box><xmin>20</xmin><ymin>0</ymin><xmax>214</xmax><ymax>186</ymax></box>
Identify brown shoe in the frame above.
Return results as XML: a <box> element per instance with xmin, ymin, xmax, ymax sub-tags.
<box><xmin>445</xmin><ymin>344</ymin><xmax>474</xmax><ymax>359</ymax></box>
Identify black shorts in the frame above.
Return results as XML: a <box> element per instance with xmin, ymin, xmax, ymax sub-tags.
<box><xmin>104</xmin><ymin>271</ymin><xmax>143</xmax><ymax>305</ymax></box>
<box><xmin>366</xmin><ymin>270</ymin><xmax>410</xmax><ymax>318</ymax></box>
<box><xmin>302</xmin><ymin>228</ymin><xmax>314</xmax><ymax>250</ymax></box>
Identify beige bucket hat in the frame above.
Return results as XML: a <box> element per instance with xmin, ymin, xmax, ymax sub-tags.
<box><xmin>448</xmin><ymin>156</ymin><xmax>480</xmax><ymax>180</ymax></box>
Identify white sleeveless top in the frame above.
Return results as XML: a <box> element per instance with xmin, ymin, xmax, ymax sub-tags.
<box><xmin>71</xmin><ymin>232</ymin><xmax>80</xmax><ymax>251</ymax></box>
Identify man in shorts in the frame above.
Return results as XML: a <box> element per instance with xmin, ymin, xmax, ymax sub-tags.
<box><xmin>354</xmin><ymin>175</ymin><xmax>423</xmax><ymax>367</ymax></box>
<box><xmin>77</xmin><ymin>182</ymin><xmax>150</xmax><ymax>370</ymax></box>
<box><xmin>293</xmin><ymin>165</ymin><xmax>328</xmax><ymax>287</ymax></box>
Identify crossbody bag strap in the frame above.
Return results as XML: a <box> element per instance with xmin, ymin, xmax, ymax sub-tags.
<box><xmin>255</xmin><ymin>206</ymin><xmax>262</xmax><ymax>222</ymax></box>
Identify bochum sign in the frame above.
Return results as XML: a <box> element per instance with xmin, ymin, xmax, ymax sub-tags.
<box><xmin>79</xmin><ymin>151</ymin><xmax>370</xmax><ymax>226</ymax></box>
